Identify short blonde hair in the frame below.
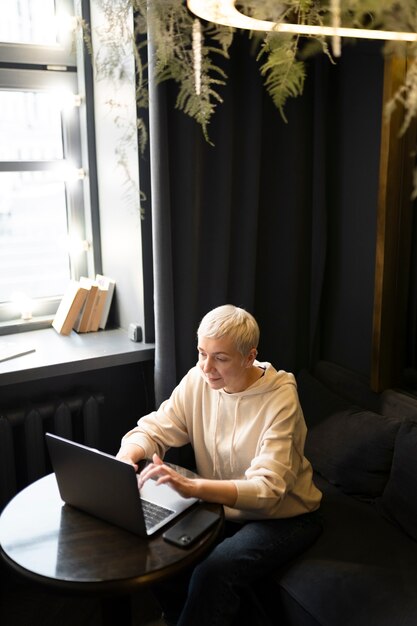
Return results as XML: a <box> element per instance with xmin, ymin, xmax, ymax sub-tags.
<box><xmin>197</xmin><ymin>305</ymin><xmax>259</xmax><ymax>356</ymax></box>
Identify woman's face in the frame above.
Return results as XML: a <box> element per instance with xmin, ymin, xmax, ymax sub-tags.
<box><xmin>198</xmin><ymin>335</ymin><xmax>256</xmax><ymax>393</ymax></box>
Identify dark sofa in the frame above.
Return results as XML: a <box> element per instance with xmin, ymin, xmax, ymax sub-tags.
<box><xmin>273</xmin><ymin>361</ymin><xmax>417</xmax><ymax>626</ymax></box>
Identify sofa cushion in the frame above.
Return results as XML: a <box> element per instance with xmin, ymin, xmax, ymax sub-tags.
<box><xmin>306</xmin><ymin>408</ymin><xmax>400</xmax><ymax>499</ymax></box>
<box><xmin>297</xmin><ymin>368</ymin><xmax>353</xmax><ymax>428</ymax></box>
<box><xmin>312</xmin><ymin>360</ymin><xmax>417</xmax><ymax>420</ymax></box>
<box><xmin>297</xmin><ymin>369</ymin><xmax>401</xmax><ymax>499</ymax></box>
<box><xmin>313</xmin><ymin>360</ymin><xmax>382</xmax><ymax>412</ymax></box>
<box><xmin>378</xmin><ymin>419</ymin><xmax>417</xmax><ymax>542</ymax></box>
<box><xmin>278</xmin><ymin>474</ymin><xmax>417</xmax><ymax>626</ymax></box>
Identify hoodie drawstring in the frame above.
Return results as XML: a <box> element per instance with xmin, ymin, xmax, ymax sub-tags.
<box><xmin>212</xmin><ymin>393</ymin><xmax>221</xmax><ymax>477</ymax></box>
<box><xmin>229</xmin><ymin>397</ymin><xmax>240</xmax><ymax>473</ymax></box>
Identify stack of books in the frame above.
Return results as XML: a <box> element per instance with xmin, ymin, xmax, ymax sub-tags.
<box><xmin>52</xmin><ymin>274</ymin><xmax>116</xmax><ymax>336</ymax></box>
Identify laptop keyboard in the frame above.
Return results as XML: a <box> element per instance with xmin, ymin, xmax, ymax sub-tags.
<box><xmin>142</xmin><ymin>499</ymin><xmax>174</xmax><ymax>530</ymax></box>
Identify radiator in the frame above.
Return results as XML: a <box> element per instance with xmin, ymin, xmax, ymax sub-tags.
<box><xmin>0</xmin><ymin>392</ymin><xmax>104</xmax><ymax>511</ymax></box>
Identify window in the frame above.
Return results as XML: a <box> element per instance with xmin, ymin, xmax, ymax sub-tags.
<box><xmin>0</xmin><ymin>0</ymin><xmax>98</xmax><ymax>331</ymax></box>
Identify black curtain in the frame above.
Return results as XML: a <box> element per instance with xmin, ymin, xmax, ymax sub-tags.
<box><xmin>144</xmin><ymin>33</ymin><xmax>330</xmax><ymax>405</ymax></box>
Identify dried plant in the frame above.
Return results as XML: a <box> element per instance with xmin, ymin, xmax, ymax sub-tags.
<box><xmin>85</xmin><ymin>0</ymin><xmax>417</xmax><ymax>193</ymax></box>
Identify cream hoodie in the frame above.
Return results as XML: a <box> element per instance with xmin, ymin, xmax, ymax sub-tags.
<box><xmin>121</xmin><ymin>361</ymin><xmax>322</xmax><ymax>521</ymax></box>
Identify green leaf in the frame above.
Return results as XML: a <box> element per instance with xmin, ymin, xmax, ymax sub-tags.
<box><xmin>258</xmin><ymin>39</ymin><xmax>306</xmax><ymax>121</ymax></box>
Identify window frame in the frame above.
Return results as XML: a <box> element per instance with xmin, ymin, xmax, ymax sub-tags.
<box><xmin>0</xmin><ymin>0</ymin><xmax>100</xmax><ymax>333</ymax></box>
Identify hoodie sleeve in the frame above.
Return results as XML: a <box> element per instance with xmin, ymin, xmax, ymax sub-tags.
<box><xmin>120</xmin><ymin>374</ymin><xmax>193</xmax><ymax>459</ymax></box>
<box><xmin>229</xmin><ymin>384</ymin><xmax>315</xmax><ymax>519</ymax></box>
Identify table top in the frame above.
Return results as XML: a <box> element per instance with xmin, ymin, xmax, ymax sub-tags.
<box><xmin>0</xmin><ymin>473</ymin><xmax>224</xmax><ymax>595</ymax></box>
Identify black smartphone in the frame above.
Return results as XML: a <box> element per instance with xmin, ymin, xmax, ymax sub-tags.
<box><xmin>162</xmin><ymin>508</ymin><xmax>221</xmax><ymax>548</ymax></box>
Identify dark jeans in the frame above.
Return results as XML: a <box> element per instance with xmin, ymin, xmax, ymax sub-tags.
<box><xmin>153</xmin><ymin>510</ymin><xmax>322</xmax><ymax>626</ymax></box>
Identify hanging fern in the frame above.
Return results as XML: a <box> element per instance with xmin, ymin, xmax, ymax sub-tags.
<box><xmin>87</xmin><ymin>0</ymin><xmax>417</xmax><ymax>161</ymax></box>
<box><xmin>257</xmin><ymin>35</ymin><xmax>306</xmax><ymax>122</ymax></box>
<box><xmin>78</xmin><ymin>0</ymin><xmax>417</xmax><ymax>201</ymax></box>
<box><xmin>91</xmin><ymin>0</ymin><xmax>233</xmax><ymax>148</ymax></box>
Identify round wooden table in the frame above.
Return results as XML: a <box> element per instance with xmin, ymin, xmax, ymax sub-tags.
<box><xmin>0</xmin><ymin>473</ymin><xmax>224</xmax><ymax>624</ymax></box>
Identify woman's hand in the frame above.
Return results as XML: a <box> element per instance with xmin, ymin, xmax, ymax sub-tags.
<box><xmin>138</xmin><ymin>454</ymin><xmax>238</xmax><ymax>507</ymax></box>
<box><xmin>138</xmin><ymin>454</ymin><xmax>197</xmax><ymax>499</ymax></box>
<box><xmin>116</xmin><ymin>443</ymin><xmax>145</xmax><ymax>472</ymax></box>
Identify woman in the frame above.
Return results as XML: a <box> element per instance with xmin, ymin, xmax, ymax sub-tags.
<box><xmin>117</xmin><ymin>304</ymin><xmax>322</xmax><ymax>625</ymax></box>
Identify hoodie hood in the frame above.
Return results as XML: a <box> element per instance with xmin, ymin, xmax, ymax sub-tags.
<box><xmin>198</xmin><ymin>361</ymin><xmax>297</xmax><ymax>476</ymax></box>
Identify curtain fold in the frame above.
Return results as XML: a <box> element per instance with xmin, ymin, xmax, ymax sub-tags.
<box><xmin>147</xmin><ymin>39</ymin><xmax>177</xmax><ymax>405</ymax></box>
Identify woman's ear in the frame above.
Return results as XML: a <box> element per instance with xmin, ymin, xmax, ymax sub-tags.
<box><xmin>246</xmin><ymin>348</ymin><xmax>258</xmax><ymax>367</ymax></box>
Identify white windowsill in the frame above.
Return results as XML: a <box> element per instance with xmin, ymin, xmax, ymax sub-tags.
<box><xmin>0</xmin><ymin>327</ymin><xmax>155</xmax><ymax>386</ymax></box>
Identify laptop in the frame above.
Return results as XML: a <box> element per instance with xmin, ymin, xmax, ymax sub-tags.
<box><xmin>45</xmin><ymin>432</ymin><xmax>198</xmax><ymax>537</ymax></box>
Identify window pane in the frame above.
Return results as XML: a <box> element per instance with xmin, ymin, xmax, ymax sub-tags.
<box><xmin>0</xmin><ymin>172</ymin><xmax>70</xmax><ymax>303</ymax></box>
<box><xmin>0</xmin><ymin>90</ymin><xmax>64</xmax><ymax>161</ymax></box>
<box><xmin>0</xmin><ymin>0</ymin><xmax>58</xmax><ymax>45</ymax></box>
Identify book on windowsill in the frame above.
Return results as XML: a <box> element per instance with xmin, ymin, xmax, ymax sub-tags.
<box><xmin>87</xmin><ymin>283</ymin><xmax>109</xmax><ymax>332</ymax></box>
<box><xmin>73</xmin><ymin>278</ymin><xmax>99</xmax><ymax>334</ymax></box>
<box><xmin>95</xmin><ymin>274</ymin><xmax>116</xmax><ymax>330</ymax></box>
<box><xmin>0</xmin><ymin>341</ymin><xmax>36</xmax><ymax>363</ymax></box>
<box><xmin>52</xmin><ymin>280</ymin><xmax>89</xmax><ymax>336</ymax></box>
